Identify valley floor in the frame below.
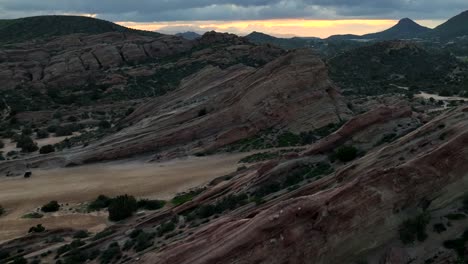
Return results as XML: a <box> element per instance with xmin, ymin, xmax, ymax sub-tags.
<box><xmin>0</xmin><ymin>152</ymin><xmax>249</xmax><ymax>242</ymax></box>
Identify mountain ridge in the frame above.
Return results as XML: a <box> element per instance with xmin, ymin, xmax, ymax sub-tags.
<box><xmin>0</xmin><ymin>15</ymin><xmax>160</xmax><ymax>44</ymax></box>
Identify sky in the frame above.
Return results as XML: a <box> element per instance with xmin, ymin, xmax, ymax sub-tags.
<box><xmin>0</xmin><ymin>0</ymin><xmax>467</xmax><ymax>37</ymax></box>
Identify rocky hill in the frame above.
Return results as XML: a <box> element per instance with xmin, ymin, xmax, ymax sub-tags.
<box><xmin>0</xmin><ymin>15</ymin><xmax>159</xmax><ymax>44</ymax></box>
<box><xmin>327</xmin><ymin>40</ymin><xmax>467</xmax><ymax>95</ymax></box>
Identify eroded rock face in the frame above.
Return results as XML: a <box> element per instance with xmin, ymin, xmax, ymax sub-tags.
<box><xmin>0</xmin><ymin>32</ymin><xmax>194</xmax><ymax>89</ymax></box>
<box><xmin>137</xmin><ymin>106</ymin><xmax>468</xmax><ymax>264</ymax></box>
<box><xmin>61</xmin><ymin>49</ymin><xmax>351</xmax><ymax>163</ymax></box>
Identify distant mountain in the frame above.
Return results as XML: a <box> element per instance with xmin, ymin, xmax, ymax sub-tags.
<box><xmin>245</xmin><ymin>31</ymin><xmax>319</xmax><ymax>50</ymax></box>
<box><xmin>0</xmin><ymin>15</ymin><xmax>160</xmax><ymax>44</ymax></box>
<box><xmin>362</xmin><ymin>18</ymin><xmax>431</xmax><ymax>40</ymax></box>
<box><xmin>430</xmin><ymin>10</ymin><xmax>468</xmax><ymax>40</ymax></box>
<box><xmin>175</xmin><ymin>31</ymin><xmax>202</xmax><ymax>40</ymax></box>
<box><xmin>328</xmin><ymin>18</ymin><xmax>430</xmax><ymax>41</ymax></box>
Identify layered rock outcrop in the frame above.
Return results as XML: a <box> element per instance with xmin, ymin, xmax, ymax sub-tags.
<box><xmin>137</xmin><ymin>106</ymin><xmax>468</xmax><ymax>264</ymax></box>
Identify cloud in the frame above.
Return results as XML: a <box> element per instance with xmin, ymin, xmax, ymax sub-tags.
<box><xmin>0</xmin><ymin>0</ymin><xmax>466</xmax><ymax>22</ymax></box>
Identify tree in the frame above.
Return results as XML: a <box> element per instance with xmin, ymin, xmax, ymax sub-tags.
<box><xmin>39</xmin><ymin>145</ymin><xmax>55</xmax><ymax>154</ymax></box>
<box><xmin>16</xmin><ymin>135</ymin><xmax>38</xmax><ymax>153</ymax></box>
<box><xmin>108</xmin><ymin>195</ymin><xmax>137</xmax><ymax>221</ymax></box>
<box><xmin>41</xmin><ymin>201</ymin><xmax>60</xmax><ymax>212</ymax></box>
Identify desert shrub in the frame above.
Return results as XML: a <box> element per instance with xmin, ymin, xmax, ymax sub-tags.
<box><xmin>100</xmin><ymin>242</ymin><xmax>122</xmax><ymax>264</ymax></box>
<box><xmin>443</xmin><ymin>229</ymin><xmax>468</xmax><ymax>258</ymax></box>
<box><xmin>12</xmin><ymin>256</ymin><xmax>27</xmax><ymax>264</ymax></box>
<box><xmin>21</xmin><ymin>126</ymin><xmax>33</xmax><ymax>136</ymax></box>
<box><xmin>73</xmin><ymin>230</ymin><xmax>89</xmax><ymax>239</ymax></box>
<box><xmin>171</xmin><ymin>188</ymin><xmax>206</xmax><ymax>206</ymax></box>
<box><xmin>334</xmin><ymin>145</ymin><xmax>358</xmax><ymax>162</ymax></box>
<box><xmin>254</xmin><ymin>182</ymin><xmax>281</xmax><ymax>198</ymax></box>
<box><xmin>157</xmin><ymin>221</ymin><xmax>176</xmax><ymax>236</ymax></box>
<box><xmin>108</xmin><ymin>195</ymin><xmax>137</xmax><ymax>221</ymax></box>
<box><xmin>0</xmin><ymin>250</ymin><xmax>10</xmax><ymax>260</ymax></box>
<box><xmin>41</xmin><ymin>201</ymin><xmax>60</xmax><ymax>212</ymax></box>
<box><xmin>98</xmin><ymin>121</ymin><xmax>111</xmax><ymax>129</ymax></box>
<box><xmin>55</xmin><ymin>125</ymin><xmax>73</xmax><ymax>136</ymax></box>
<box><xmin>39</xmin><ymin>145</ymin><xmax>55</xmax><ymax>154</ymax></box>
<box><xmin>16</xmin><ymin>135</ymin><xmax>38</xmax><ymax>153</ymax></box>
<box><xmin>197</xmin><ymin>108</ymin><xmax>207</xmax><ymax>117</ymax></box>
<box><xmin>36</xmin><ymin>129</ymin><xmax>49</xmax><ymax>139</ymax></box>
<box><xmin>445</xmin><ymin>213</ymin><xmax>467</xmax><ymax>220</ymax></box>
<box><xmin>92</xmin><ymin>229</ymin><xmax>115</xmax><ymax>241</ymax></box>
<box><xmin>28</xmin><ymin>224</ymin><xmax>46</xmax><ymax>233</ymax></box>
<box><xmin>22</xmin><ymin>212</ymin><xmax>43</xmax><ymax>219</ymax></box>
<box><xmin>67</xmin><ymin>116</ymin><xmax>78</xmax><ymax>122</ymax></box>
<box><xmin>399</xmin><ymin>213</ymin><xmax>430</xmax><ymax>244</ymax></box>
<box><xmin>134</xmin><ymin>231</ymin><xmax>155</xmax><ymax>252</ymax></box>
<box><xmin>194</xmin><ymin>194</ymin><xmax>248</xmax><ymax>219</ymax></box>
<box><xmin>57</xmin><ymin>239</ymin><xmax>85</xmax><ymax>256</ymax></box>
<box><xmin>88</xmin><ymin>195</ymin><xmax>111</xmax><ymax>211</ymax></box>
<box><xmin>433</xmin><ymin>223</ymin><xmax>447</xmax><ymax>233</ymax></box>
<box><xmin>137</xmin><ymin>199</ymin><xmax>166</xmax><ymax>210</ymax></box>
<box><xmin>125</xmin><ymin>107</ymin><xmax>135</xmax><ymax>116</ymax></box>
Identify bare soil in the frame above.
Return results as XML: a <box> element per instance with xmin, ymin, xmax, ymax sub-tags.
<box><xmin>0</xmin><ymin>152</ymin><xmax>248</xmax><ymax>242</ymax></box>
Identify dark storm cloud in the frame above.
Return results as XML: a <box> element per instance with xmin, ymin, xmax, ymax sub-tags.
<box><xmin>0</xmin><ymin>0</ymin><xmax>466</xmax><ymax>21</ymax></box>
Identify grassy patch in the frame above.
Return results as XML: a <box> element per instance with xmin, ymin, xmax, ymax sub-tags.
<box><xmin>171</xmin><ymin>187</ymin><xmax>206</xmax><ymax>206</ymax></box>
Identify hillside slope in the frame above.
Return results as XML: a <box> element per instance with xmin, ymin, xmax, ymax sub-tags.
<box><xmin>0</xmin><ymin>15</ymin><xmax>159</xmax><ymax>44</ymax></box>
<box><xmin>430</xmin><ymin>10</ymin><xmax>468</xmax><ymax>40</ymax></box>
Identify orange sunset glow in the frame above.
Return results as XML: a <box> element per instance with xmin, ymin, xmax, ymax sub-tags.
<box><xmin>117</xmin><ymin>19</ymin><xmax>443</xmax><ymax>38</ymax></box>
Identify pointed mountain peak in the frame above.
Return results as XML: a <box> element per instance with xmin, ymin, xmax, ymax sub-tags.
<box><xmin>398</xmin><ymin>18</ymin><xmax>416</xmax><ymax>24</ymax></box>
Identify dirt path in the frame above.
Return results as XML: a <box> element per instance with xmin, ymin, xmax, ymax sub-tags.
<box><xmin>0</xmin><ymin>152</ymin><xmax>249</xmax><ymax>242</ymax></box>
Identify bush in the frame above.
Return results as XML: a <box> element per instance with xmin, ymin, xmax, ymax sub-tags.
<box><xmin>100</xmin><ymin>242</ymin><xmax>122</xmax><ymax>264</ymax></box>
<box><xmin>98</xmin><ymin>121</ymin><xmax>111</xmax><ymax>129</ymax></box>
<box><xmin>36</xmin><ymin>129</ymin><xmax>49</xmax><ymax>139</ymax></box>
<box><xmin>39</xmin><ymin>145</ymin><xmax>55</xmax><ymax>154</ymax></box>
<box><xmin>22</xmin><ymin>212</ymin><xmax>43</xmax><ymax>219</ymax></box>
<box><xmin>16</xmin><ymin>135</ymin><xmax>38</xmax><ymax>153</ymax></box>
<box><xmin>92</xmin><ymin>229</ymin><xmax>115</xmax><ymax>241</ymax></box>
<box><xmin>171</xmin><ymin>188</ymin><xmax>206</xmax><ymax>206</ymax></box>
<box><xmin>41</xmin><ymin>201</ymin><xmax>60</xmax><ymax>212</ymax></box>
<box><xmin>12</xmin><ymin>256</ymin><xmax>27</xmax><ymax>264</ymax></box>
<box><xmin>21</xmin><ymin>127</ymin><xmax>33</xmax><ymax>136</ymax></box>
<box><xmin>137</xmin><ymin>199</ymin><xmax>166</xmax><ymax>211</ymax></box>
<box><xmin>0</xmin><ymin>205</ymin><xmax>4</xmax><ymax>216</ymax></box>
<box><xmin>399</xmin><ymin>213</ymin><xmax>430</xmax><ymax>244</ymax></box>
<box><xmin>334</xmin><ymin>145</ymin><xmax>358</xmax><ymax>162</ymax></box>
<box><xmin>29</xmin><ymin>224</ymin><xmax>46</xmax><ymax>233</ymax></box>
<box><xmin>108</xmin><ymin>195</ymin><xmax>137</xmax><ymax>221</ymax></box>
<box><xmin>134</xmin><ymin>231</ymin><xmax>155</xmax><ymax>252</ymax></box>
<box><xmin>0</xmin><ymin>139</ymin><xmax>4</xmax><ymax>149</ymax></box>
<box><xmin>88</xmin><ymin>195</ymin><xmax>111</xmax><ymax>211</ymax></box>
<box><xmin>55</xmin><ymin>126</ymin><xmax>73</xmax><ymax>137</ymax></box>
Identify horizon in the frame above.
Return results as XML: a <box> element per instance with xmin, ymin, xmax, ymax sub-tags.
<box><xmin>117</xmin><ymin>18</ymin><xmax>444</xmax><ymax>38</ymax></box>
<box><xmin>0</xmin><ymin>0</ymin><xmax>466</xmax><ymax>38</ymax></box>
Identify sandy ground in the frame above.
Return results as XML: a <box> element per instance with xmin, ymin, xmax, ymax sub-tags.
<box><xmin>0</xmin><ymin>152</ymin><xmax>249</xmax><ymax>242</ymax></box>
<box><xmin>1</xmin><ymin>134</ymin><xmax>79</xmax><ymax>154</ymax></box>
